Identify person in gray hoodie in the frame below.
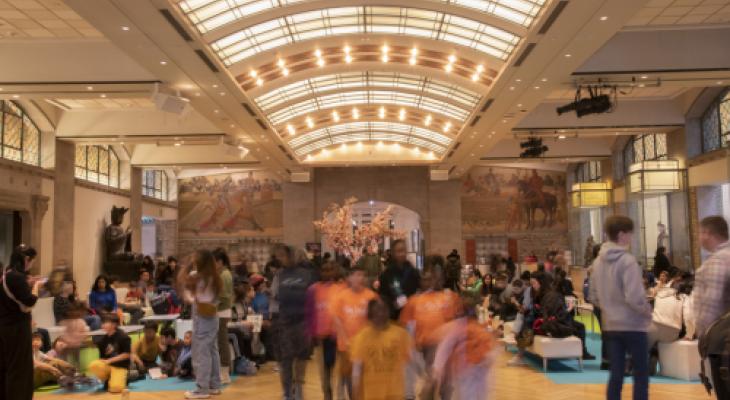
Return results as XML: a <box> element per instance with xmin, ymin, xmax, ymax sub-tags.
<box><xmin>590</xmin><ymin>215</ymin><xmax>652</xmax><ymax>400</ymax></box>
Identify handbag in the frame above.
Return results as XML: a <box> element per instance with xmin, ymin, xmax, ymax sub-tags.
<box><xmin>196</xmin><ymin>302</ymin><xmax>218</xmax><ymax>317</ymax></box>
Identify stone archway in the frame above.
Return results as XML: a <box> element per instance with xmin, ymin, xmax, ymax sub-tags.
<box><xmin>0</xmin><ymin>188</ymin><xmax>49</xmax><ymax>273</ymax></box>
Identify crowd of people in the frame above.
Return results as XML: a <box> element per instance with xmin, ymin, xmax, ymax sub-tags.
<box><xmin>0</xmin><ymin>214</ymin><xmax>729</xmax><ymax>400</ymax></box>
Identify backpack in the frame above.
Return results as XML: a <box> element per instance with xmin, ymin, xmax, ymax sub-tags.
<box><xmin>150</xmin><ymin>292</ymin><xmax>172</xmax><ymax>315</ymax></box>
<box><xmin>699</xmin><ymin>310</ymin><xmax>730</xmax><ymax>395</ymax></box>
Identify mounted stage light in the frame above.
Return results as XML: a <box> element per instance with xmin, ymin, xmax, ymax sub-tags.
<box><xmin>556</xmin><ymin>85</ymin><xmax>615</xmax><ymax>118</ymax></box>
<box><xmin>519</xmin><ymin>136</ymin><xmax>548</xmax><ymax>158</ymax></box>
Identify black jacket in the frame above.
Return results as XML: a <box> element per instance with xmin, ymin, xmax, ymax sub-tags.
<box><xmin>0</xmin><ymin>269</ymin><xmax>37</xmax><ymax>325</ymax></box>
<box><xmin>378</xmin><ymin>260</ymin><xmax>420</xmax><ymax>319</ymax></box>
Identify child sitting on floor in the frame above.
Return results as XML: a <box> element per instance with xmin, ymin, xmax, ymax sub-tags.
<box><xmin>88</xmin><ymin>314</ymin><xmax>131</xmax><ymax>393</ymax></box>
<box><xmin>131</xmin><ymin>321</ymin><xmax>163</xmax><ymax>375</ymax></box>
<box><xmin>159</xmin><ymin>326</ymin><xmax>182</xmax><ymax>377</ymax></box>
<box><xmin>33</xmin><ymin>333</ymin><xmax>76</xmax><ymax>389</ymax></box>
<box><xmin>176</xmin><ymin>331</ymin><xmax>194</xmax><ymax>379</ymax></box>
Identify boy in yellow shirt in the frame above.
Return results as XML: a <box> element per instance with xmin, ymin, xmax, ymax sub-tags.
<box><xmin>351</xmin><ymin>298</ymin><xmax>412</xmax><ymax>400</ymax></box>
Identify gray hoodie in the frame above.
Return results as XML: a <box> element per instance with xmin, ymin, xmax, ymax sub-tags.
<box><xmin>589</xmin><ymin>241</ymin><xmax>652</xmax><ymax>332</ymax></box>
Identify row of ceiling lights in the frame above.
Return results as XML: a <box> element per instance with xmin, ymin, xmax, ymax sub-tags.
<box><xmin>304</xmin><ymin>142</ymin><xmax>437</xmax><ymax>160</ymax></box>
<box><xmin>249</xmin><ymin>45</ymin><xmax>487</xmax><ymax>87</ymax></box>
<box><xmin>283</xmin><ymin>107</ymin><xmax>452</xmax><ymax>136</ymax></box>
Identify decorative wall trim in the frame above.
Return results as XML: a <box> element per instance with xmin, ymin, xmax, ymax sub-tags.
<box><xmin>142</xmin><ymin>195</ymin><xmax>178</xmax><ymax>209</ymax></box>
<box><xmin>0</xmin><ymin>157</ymin><xmax>54</xmax><ymax>179</ymax></box>
<box><xmin>74</xmin><ymin>178</ymin><xmax>130</xmax><ymax>197</ymax></box>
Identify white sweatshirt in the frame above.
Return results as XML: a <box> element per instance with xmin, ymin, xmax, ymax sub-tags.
<box><xmin>652</xmin><ymin>287</ymin><xmax>695</xmax><ymax>338</ymax></box>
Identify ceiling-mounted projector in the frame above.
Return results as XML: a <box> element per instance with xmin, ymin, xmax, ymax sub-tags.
<box><xmin>152</xmin><ymin>83</ymin><xmax>190</xmax><ymax>115</ymax></box>
<box><xmin>556</xmin><ymin>85</ymin><xmax>615</xmax><ymax>118</ymax></box>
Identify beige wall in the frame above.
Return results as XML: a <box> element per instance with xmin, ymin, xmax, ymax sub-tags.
<box><xmin>283</xmin><ymin>167</ymin><xmax>462</xmax><ymax>256</ymax></box>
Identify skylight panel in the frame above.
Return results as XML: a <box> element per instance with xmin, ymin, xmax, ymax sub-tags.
<box><xmin>208</xmin><ymin>6</ymin><xmax>521</xmax><ymax>65</ymax></box>
<box><xmin>408</xmin><ymin>137</ymin><xmax>447</xmax><ymax>153</ymax></box>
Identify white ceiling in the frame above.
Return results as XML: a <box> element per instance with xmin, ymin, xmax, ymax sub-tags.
<box><xmin>0</xmin><ymin>0</ymin><xmax>102</xmax><ymax>38</ymax></box>
<box><xmin>51</xmin><ymin>97</ymin><xmax>156</xmax><ymax>110</ymax></box>
<box><xmin>625</xmin><ymin>0</ymin><xmax>730</xmax><ymax>26</ymax></box>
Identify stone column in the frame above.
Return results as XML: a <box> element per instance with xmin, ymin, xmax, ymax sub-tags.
<box><xmin>283</xmin><ymin>181</ymin><xmax>315</xmax><ymax>248</ymax></box>
<box><xmin>130</xmin><ymin>167</ymin><xmax>143</xmax><ymax>253</ymax></box>
<box><xmin>53</xmin><ymin>139</ymin><xmax>75</xmax><ymax>268</ymax></box>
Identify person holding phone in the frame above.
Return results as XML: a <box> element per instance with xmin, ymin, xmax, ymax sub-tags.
<box><xmin>0</xmin><ymin>244</ymin><xmax>41</xmax><ymax>400</ymax></box>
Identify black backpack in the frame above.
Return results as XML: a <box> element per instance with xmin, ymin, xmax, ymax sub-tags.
<box><xmin>699</xmin><ymin>310</ymin><xmax>730</xmax><ymax>395</ymax></box>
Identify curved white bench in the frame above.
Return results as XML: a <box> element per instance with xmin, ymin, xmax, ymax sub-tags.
<box><xmin>658</xmin><ymin>340</ymin><xmax>700</xmax><ymax>381</ymax></box>
<box><xmin>531</xmin><ymin>335</ymin><xmax>583</xmax><ymax>372</ymax></box>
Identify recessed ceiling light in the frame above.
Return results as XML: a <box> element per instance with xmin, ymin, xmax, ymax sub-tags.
<box><xmin>471</xmin><ymin>73</ymin><xmax>479</xmax><ymax>82</ymax></box>
<box><xmin>160</xmin><ymin>61</ymin><xmax>167</xmax><ymax>65</ymax></box>
<box><xmin>515</xmin><ymin>78</ymin><xmax>522</xmax><ymax>82</ymax></box>
<box><xmin>345</xmin><ymin>55</ymin><xmax>353</xmax><ymax>63</ymax></box>
<box><xmin>100</xmin><ymin>94</ymin><xmax>106</xmax><ymax>98</ymax></box>
<box><xmin>541</xmin><ymin>78</ymin><xmax>547</xmax><ymax>82</ymax></box>
<box><xmin>640</xmin><ymin>75</ymin><xmax>648</xmax><ymax>79</ymax></box>
<box><xmin>277</xmin><ymin>59</ymin><xmax>285</xmax><ymax>68</ymax></box>
<box><xmin>12</xmin><ymin>94</ymin><xmax>19</xmax><ymax>99</ymax></box>
<box><xmin>314</xmin><ymin>49</ymin><xmax>322</xmax><ymax>58</ymax></box>
<box><xmin>212</xmin><ymin>84</ymin><xmax>219</xmax><ymax>88</ymax></box>
<box><xmin>219</xmin><ymin>92</ymin><xmax>225</xmax><ymax>96</ymax></box>
<box><xmin>717</xmin><ymin>81</ymin><xmax>724</xmax><ymax>85</ymax></box>
<box><xmin>564</xmin><ymin>54</ymin><xmax>572</xmax><ymax>58</ymax></box>
<box><xmin>86</xmin><ymin>86</ymin><xmax>93</xmax><ymax>90</ymax></box>
<box><xmin>448</xmin><ymin>54</ymin><xmax>457</xmax><ymax>63</ymax></box>
<box><xmin>256</xmin><ymin>78</ymin><xmax>263</xmax><ymax>86</ymax></box>
<box><xmin>174</xmin><ymin>142</ymin><xmax>181</xmax><ymax>147</ymax></box>
<box><xmin>509</xmin><ymin>86</ymin><xmax>515</xmax><ymax>91</ymax></box>
<box><xmin>282</xmin><ymin>67</ymin><xmax>289</xmax><ymax>76</ymax></box>
<box><xmin>230</xmin><ymin>124</ymin><xmax>235</xmax><ymax>128</ymax></box>
<box><xmin>121</xmin><ymin>26</ymin><xmax>130</xmax><ymax>31</ymax></box>
<box><xmin>600</xmin><ymin>16</ymin><xmax>608</xmax><ymax>21</ymax></box>
<box><xmin>638</xmin><ymin>83</ymin><xmax>645</xmax><ymax>88</ymax></box>
<box><xmin>195</xmin><ymin>92</ymin><xmax>201</xmax><ymax>97</ymax></box>
<box><xmin>534</xmin><ymin>86</ymin><xmax>540</xmax><ymax>89</ymax></box>
<box><xmin>558</xmin><ymin>135</ymin><xmax>566</xmax><ymax>139</ymax></box>
<box><xmin>213</xmin><ymin>109</ymin><xmax>219</xmax><ymax>113</ymax></box>
<box><xmin>444</xmin><ymin>64</ymin><xmax>453</xmax><ymax>73</ymax></box>
<box><xmin>517</xmin><ymin>103</ymin><xmax>522</xmax><ymax>107</ymax></box>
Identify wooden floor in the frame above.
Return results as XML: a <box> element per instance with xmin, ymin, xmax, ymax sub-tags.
<box><xmin>51</xmin><ymin>349</ymin><xmax>709</xmax><ymax>400</ymax></box>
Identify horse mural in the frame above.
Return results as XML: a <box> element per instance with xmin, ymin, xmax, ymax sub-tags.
<box><xmin>516</xmin><ymin>180</ymin><xmax>557</xmax><ymax>229</ymax></box>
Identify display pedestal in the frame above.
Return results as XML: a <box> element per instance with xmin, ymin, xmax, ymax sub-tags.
<box><xmin>103</xmin><ymin>260</ymin><xmax>143</xmax><ymax>282</ymax></box>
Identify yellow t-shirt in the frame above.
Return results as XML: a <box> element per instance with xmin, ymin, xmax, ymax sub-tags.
<box><xmin>350</xmin><ymin>323</ymin><xmax>412</xmax><ymax>400</ymax></box>
<box><xmin>134</xmin><ymin>336</ymin><xmax>160</xmax><ymax>363</ymax></box>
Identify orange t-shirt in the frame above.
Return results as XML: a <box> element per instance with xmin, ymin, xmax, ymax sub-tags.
<box><xmin>399</xmin><ymin>289</ymin><xmax>461</xmax><ymax>346</ymax></box>
<box><xmin>330</xmin><ymin>287</ymin><xmax>378</xmax><ymax>351</ymax></box>
<box><xmin>309</xmin><ymin>281</ymin><xmax>346</xmax><ymax>338</ymax></box>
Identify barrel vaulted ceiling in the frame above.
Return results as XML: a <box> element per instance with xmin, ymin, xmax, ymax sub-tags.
<box><xmin>173</xmin><ymin>0</ymin><xmax>549</xmax><ymax>163</ymax></box>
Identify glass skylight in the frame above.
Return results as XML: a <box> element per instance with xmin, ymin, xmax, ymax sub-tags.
<box><xmin>179</xmin><ymin>1</ymin><xmax>544</xmax><ymax>35</ymax></box>
<box><xmin>209</xmin><ymin>7</ymin><xmax>521</xmax><ymax>65</ymax></box>
<box><xmin>254</xmin><ymin>72</ymin><xmax>481</xmax><ymax>112</ymax></box>
<box><xmin>267</xmin><ymin>90</ymin><xmax>472</xmax><ymax>125</ymax></box>
<box><xmin>287</xmin><ymin>121</ymin><xmax>451</xmax><ymax>155</ymax></box>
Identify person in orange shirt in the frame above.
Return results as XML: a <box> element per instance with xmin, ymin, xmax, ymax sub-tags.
<box><xmin>400</xmin><ymin>256</ymin><xmax>461</xmax><ymax>400</ymax></box>
<box><xmin>330</xmin><ymin>266</ymin><xmax>377</xmax><ymax>400</ymax></box>
<box><xmin>305</xmin><ymin>260</ymin><xmax>345</xmax><ymax>400</ymax></box>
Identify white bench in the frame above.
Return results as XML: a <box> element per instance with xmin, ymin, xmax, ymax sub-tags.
<box><xmin>530</xmin><ymin>335</ymin><xmax>583</xmax><ymax>372</ymax></box>
<box><xmin>31</xmin><ymin>297</ymin><xmax>66</xmax><ymax>343</ymax></box>
<box><xmin>658</xmin><ymin>340</ymin><xmax>701</xmax><ymax>381</ymax></box>
<box><xmin>499</xmin><ymin>320</ymin><xmax>583</xmax><ymax>371</ymax></box>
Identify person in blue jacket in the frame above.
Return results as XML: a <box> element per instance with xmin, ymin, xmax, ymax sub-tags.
<box><xmin>89</xmin><ymin>275</ymin><xmax>117</xmax><ymax>316</ymax></box>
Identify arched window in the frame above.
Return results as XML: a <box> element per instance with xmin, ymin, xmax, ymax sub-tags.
<box><xmin>143</xmin><ymin>169</ymin><xmax>169</xmax><ymax>201</ymax></box>
<box><xmin>0</xmin><ymin>100</ymin><xmax>40</xmax><ymax>166</ymax></box>
<box><xmin>701</xmin><ymin>88</ymin><xmax>730</xmax><ymax>153</ymax></box>
<box><xmin>75</xmin><ymin>145</ymin><xmax>120</xmax><ymax>187</ymax></box>
<box><xmin>575</xmin><ymin>161</ymin><xmax>601</xmax><ymax>183</ymax></box>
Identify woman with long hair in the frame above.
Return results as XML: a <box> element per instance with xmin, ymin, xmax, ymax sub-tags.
<box><xmin>0</xmin><ymin>245</ymin><xmax>41</xmax><ymax>400</ymax></box>
<box><xmin>88</xmin><ymin>274</ymin><xmax>117</xmax><ymax>316</ymax></box>
<box><xmin>179</xmin><ymin>249</ymin><xmax>223</xmax><ymax>399</ymax></box>
<box><xmin>212</xmin><ymin>248</ymin><xmax>234</xmax><ymax>385</ymax></box>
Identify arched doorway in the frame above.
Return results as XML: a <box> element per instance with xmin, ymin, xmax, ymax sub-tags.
<box><xmin>321</xmin><ymin>200</ymin><xmax>423</xmax><ymax>267</ymax></box>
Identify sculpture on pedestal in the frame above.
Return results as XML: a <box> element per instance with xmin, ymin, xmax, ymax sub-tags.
<box><xmin>103</xmin><ymin>206</ymin><xmax>142</xmax><ymax>280</ymax></box>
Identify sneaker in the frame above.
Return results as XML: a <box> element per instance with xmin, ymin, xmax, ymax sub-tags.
<box><xmin>507</xmin><ymin>355</ymin><xmax>527</xmax><ymax>366</ymax></box>
<box><xmin>582</xmin><ymin>352</ymin><xmax>596</xmax><ymax>361</ymax></box>
<box><xmin>210</xmin><ymin>389</ymin><xmax>222</xmax><ymax>396</ymax></box>
<box><xmin>185</xmin><ymin>390</ymin><xmax>211</xmax><ymax>399</ymax></box>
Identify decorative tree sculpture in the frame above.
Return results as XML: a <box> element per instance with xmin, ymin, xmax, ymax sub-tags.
<box><xmin>313</xmin><ymin>197</ymin><xmax>402</xmax><ymax>263</ymax></box>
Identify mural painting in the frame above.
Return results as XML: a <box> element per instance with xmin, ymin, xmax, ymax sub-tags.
<box><xmin>461</xmin><ymin>166</ymin><xmax>568</xmax><ymax>234</ymax></box>
<box><xmin>178</xmin><ymin>171</ymin><xmax>283</xmax><ymax>238</ymax></box>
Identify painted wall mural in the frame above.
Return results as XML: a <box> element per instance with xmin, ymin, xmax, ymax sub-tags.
<box><xmin>178</xmin><ymin>171</ymin><xmax>283</xmax><ymax>238</ymax></box>
<box><xmin>461</xmin><ymin>166</ymin><xmax>568</xmax><ymax>234</ymax></box>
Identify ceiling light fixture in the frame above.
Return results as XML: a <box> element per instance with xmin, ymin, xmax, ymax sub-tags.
<box><xmin>345</xmin><ymin>54</ymin><xmax>353</xmax><ymax>63</ymax></box>
<box><xmin>564</xmin><ymin>54</ymin><xmax>572</xmax><ymax>58</ymax></box>
<box><xmin>282</xmin><ymin>67</ymin><xmax>289</xmax><ymax>76</ymax></box>
<box><xmin>100</xmin><ymin>94</ymin><xmax>107</xmax><ymax>98</ymax></box>
<box><xmin>381</xmin><ymin>45</ymin><xmax>389</xmax><ymax>63</ymax></box>
<box><xmin>424</xmin><ymin>115</ymin><xmax>432</xmax><ymax>126</ymax></box>
<box><xmin>444</xmin><ymin>63</ymin><xmax>453</xmax><ymax>73</ymax></box>
<box><xmin>471</xmin><ymin>73</ymin><xmax>479</xmax><ymax>82</ymax></box>
<box><xmin>600</xmin><ymin>16</ymin><xmax>608</xmax><ymax>21</ymax></box>
<box><xmin>476</xmin><ymin>65</ymin><xmax>485</xmax><ymax>73</ymax></box>
<box><xmin>409</xmin><ymin>47</ymin><xmax>418</xmax><ymax>65</ymax></box>
<box><xmin>86</xmin><ymin>86</ymin><xmax>93</xmax><ymax>90</ymax></box>
<box><xmin>160</xmin><ymin>61</ymin><xmax>167</xmax><ymax>65</ymax></box>
<box><xmin>640</xmin><ymin>75</ymin><xmax>648</xmax><ymax>79</ymax></box>
<box><xmin>249</xmin><ymin>71</ymin><xmax>257</xmax><ymax>79</ymax></box>
<box><xmin>541</xmin><ymin>78</ymin><xmax>548</xmax><ymax>82</ymax></box>
<box><xmin>317</xmin><ymin>58</ymin><xmax>325</xmax><ymax>67</ymax></box>
<box><xmin>378</xmin><ymin>106</ymin><xmax>386</xmax><ymax>119</ymax></box>
<box><xmin>352</xmin><ymin>107</ymin><xmax>360</xmax><ymax>119</ymax></box>
<box><xmin>558</xmin><ymin>135</ymin><xmax>566</xmax><ymax>139</ymax></box>
<box><xmin>398</xmin><ymin>108</ymin><xmax>406</xmax><ymax>121</ymax></box>
<box><xmin>212</xmin><ymin>84</ymin><xmax>219</xmax><ymax>88</ymax></box>
<box><xmin>332</xmin><ymin>110</ymin><xmax>340</xmax><ymax>122</ymax></box>
<box><xmin>443</xmin><ymin>121</ymin><xmax>452</xmax><ymax>133</ymax></box>
<box><xmin>121</xmin><ymin>26</ymin><xmax>130</xmax><ymax>31</ymax></box>
<box><xmin>12</xmin><ymin>94</ymin><xmax>19</xmax><ymax>99</ymax></box>
<box><xmin>277</xmin><ymin>59</ymin><xmax>285</xmax><ymax>68</ymax></box>
<box><xmin>306</xmin><ymin>116</ymin><xmax>314</xmax><ymax>128</ymax></box>
<box><xmin>256</xmin><ymin>78</ymin><xmax>263</xmax><ymax>86</ymax></box>
<box><xmin>286</xmin><ymin>124</ymin><xmax>296</xmax><ymax>135</ymax></box>
<box><xmin>314</xmin><ymin>49</ymin><xmax>325</xmax><ymax>67</ymax></box>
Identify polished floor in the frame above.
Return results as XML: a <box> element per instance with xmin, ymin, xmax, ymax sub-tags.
<box><xmin>50</xmin><ymin>348</ymin><xmax>709</xmax><ymax>400</ymax></box>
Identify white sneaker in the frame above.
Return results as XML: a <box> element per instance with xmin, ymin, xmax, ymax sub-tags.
<box><xmin>185</xmin><ymin>390</ymin><xmax>211</xmax><ymax>399</ymax></box>
<box><xmin>220</xmin><ymin>366</ymin><xmax>231</xmax><ymax>385</ymax></box>
<box><xmin>507</xmin><ymin>355</ymin><xmax>527</xmax><ymax>366</ymax></box>
<box><xmin>210</xmin><ymin>389</ymin><xmax>222</xmax><ymax>396</ymax></box>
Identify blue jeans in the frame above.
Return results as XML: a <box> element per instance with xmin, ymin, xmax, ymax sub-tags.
<box><xmin>604</xmin><ymin>331</ymin><xmax>648</xmax><ymax>400</ymax></box>
<box><xmin>192</xmin><ymin>310</ymin><xmax>221</xmax><ymax>394</ymax></box>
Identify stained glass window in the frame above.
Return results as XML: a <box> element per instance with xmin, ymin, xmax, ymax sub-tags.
<box><xmin>143</xmin><ymin>169</ymin><xmax>169</xmax><ymax>201</ymax></box>
<box><xmin>575</xmin><ymin>161</ymin><xmax>601</xmax><ymax>183</ymax></box>
<box><xmin>0</xmin><ymin>101</ymin><xmax>39</xmax><ymax>166</ymax></box>
<box><xmin>701</xmin><ymin>88</ymin><xmax>730</xmax><ymax>153</ymax></box>
<box><xmin>623</xmin><ymin>133</ymin><xmax>668</xmax><ymax>176</ymax></box>
<box><xmin>75</xmin><ymin>145</ymin><xmax>120</xmax><ymax>188</ymax></box>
